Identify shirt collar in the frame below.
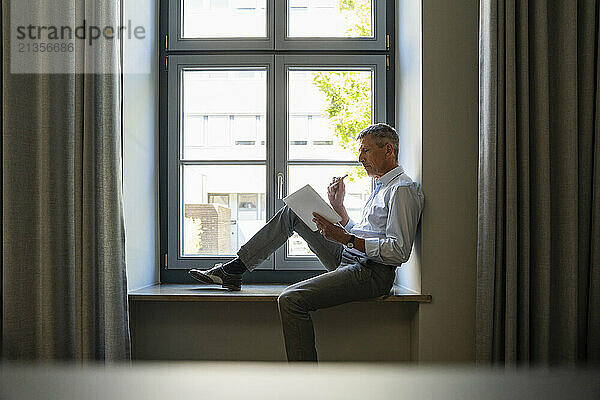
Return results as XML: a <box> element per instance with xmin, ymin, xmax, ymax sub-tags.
<box><xmin>376</xmin><ymin>165</ymin><xmax>404</xmax><ymax>187</ymax></box>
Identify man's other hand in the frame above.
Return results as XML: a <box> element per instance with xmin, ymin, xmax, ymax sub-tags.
<box><xmin>312</xmin><ymin>212</ymin><xmax>350</xmax><ymax>244</ymax></box>
<box><xmin>327</xmin><ymin>176</ymin><xmax>350</xmax><ymax>226</ymax></box>
<box><xmin>327</xmin><ymin>176</ymin><xmax>346</xmax><ymax>208</ymax></box>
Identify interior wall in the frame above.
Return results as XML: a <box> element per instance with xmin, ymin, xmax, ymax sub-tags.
<box><xmin>130</xmin><ymin>301</ymin><xmax>417</xmax><ymax>362</ymax></box>
<box><xmin>395</xmin><ymin>0</ymin><xmax>423</xmax><ymax>294</ymax></box>
<box><xmin>418</xmin><ymin>0</ymin><xmax>479</xmax><ymax>362</ymax></box>
<box><xmin>123</xmin><ymin>0</ymin><xmax>160</xmax><ymax>291</ymax></box>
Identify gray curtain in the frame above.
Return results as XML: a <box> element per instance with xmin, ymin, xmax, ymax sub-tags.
<box><xmin>2</xmin><ymin>0</ymin><xmax>130</xmax><ymax>360</ymax></box>
<box><xmin>477</xmin><ymin>0</ymin><xmax>600</xmax><ymax>365</ymax></box>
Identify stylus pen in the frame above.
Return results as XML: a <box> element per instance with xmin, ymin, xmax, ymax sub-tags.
<box><xmin>328</xmin><ymin>174</ymin><xmax>349</xmax><ymax>189</ymax></box>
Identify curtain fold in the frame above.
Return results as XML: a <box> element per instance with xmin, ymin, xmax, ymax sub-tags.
<box><xmin>2</xmin><ymin>0</ymin><xmax>130</xmax><ymax>361</ymax></box>
<box><xmin>477</xmin><ymin>0</ymin><xmax>600</xmax><ymax>365</ymax></box>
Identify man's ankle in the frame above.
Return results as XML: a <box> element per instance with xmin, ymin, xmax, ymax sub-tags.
<box><xmin>221</xmin><ymin>258</ymin><xmax>247</xmax><ymax>275</ymax></box>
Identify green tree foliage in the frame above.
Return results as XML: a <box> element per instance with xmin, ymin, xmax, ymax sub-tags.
<box><xmin>313</xmin><ymin>70</ymin><xmax>371</xmax><ymax>180</ymax></box>
<box><xmin>312</xmin><ymin>0</ymin><xmax>374</xmax><ymax>182</ymax></box>
<box><xmin>339</xmin><ymin>0</ymin><xmax>372</xmax><ymax>37</ymax></box>
<box><xmin>312</xmin><ymin>71</ymin><xmax>371</xmax><ymax>153</ymax></box>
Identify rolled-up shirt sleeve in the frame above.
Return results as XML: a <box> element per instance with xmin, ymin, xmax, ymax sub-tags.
<box><xmin>344</xmin><ymin>218</ymin><xmax>356</xmax><ymax>231</ymax></box>
<box><xmin>363</xmin><ymin>184</ymin><xmax>424</xmax><ymax>265</ymax></box>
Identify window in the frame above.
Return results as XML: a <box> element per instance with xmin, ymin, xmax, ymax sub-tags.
<box><xmin>162</xmin><ymin>0</ymin><xmax>393</xmax><ymax>274</ymax></box>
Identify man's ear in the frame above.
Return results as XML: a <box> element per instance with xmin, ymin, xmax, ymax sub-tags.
<box><xmin>386</xmin><ymin>143</ymin><xmax>394</xmax><ymax>158</ymax></box>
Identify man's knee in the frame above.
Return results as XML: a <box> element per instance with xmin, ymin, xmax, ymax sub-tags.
<box><xmin>277</xmin><ymin>289</ymin><xmax>305</xmax><ymax>314</ymax></box>
<box><xmin>280</xmin><ymin>205</ymin><xmax>298</xmax><ymax>220</ymax></box>
<box><xmin>276</xmin><ymin>205</ymin><xmax>299</xmax><ymax>234</ymax></box>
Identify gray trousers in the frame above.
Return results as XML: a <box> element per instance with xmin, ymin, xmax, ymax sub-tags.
<box><xmin>237</xmin><ymin>205</ymin><xmax>397</xmax><ymax>362</ymax></box>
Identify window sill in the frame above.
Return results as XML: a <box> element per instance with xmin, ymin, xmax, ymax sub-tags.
<box><xmin>128</xmin><ymin>283</ymin><xmax>432</xmax><ymax>303</ymax></box>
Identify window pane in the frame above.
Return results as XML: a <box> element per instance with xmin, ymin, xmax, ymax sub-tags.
<box><xmin>182</xmin><ymin>69</ymin><xmax>266</xmax><ymax>160</ymax></box>
<box><xmin>206</xmin><ymin>116</ymin><xmax>230</xmax><ymax>146</ymax></box>
<box><xmin>182</xmin><ymin>165</ymin><xmax>266</xmax><ymax>256</ymax></box>
<box><xmin>287</xmin><ymin>165</ymin><xmax>371</xmax><ymax>256</ymax></box>
<box><xmin>288</xmin><ymin>0</ymin><xmax>373</xmax><ymax>38</ymax></box>
<box><xmin>288</xmin><ymin>69</ymin><xmax>372</xmax><ymax>161</ymax></box>
<box><xmin>233</xmin><ymin>116</ymin><xmax>257</xmax><ymax>145</ymax></box>
<box><xmin>184</xmin><ymin>115</ymin><xmax>205</xmax><ymax>147</ymax></box>
<box><xmin>289</xmin><ymin>115</ymin><xmax>309</xmax><ymax>145</ymax></box>
<box><xmin>182</xmin><ymin>0</ymin><xmax>267</xmax><ymax>38</ymax></box>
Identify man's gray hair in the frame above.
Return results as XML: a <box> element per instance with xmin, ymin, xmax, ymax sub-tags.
<box><xmin>356</xmin><ymin>123</ymin><xmax>399</xmax><ymax>161</ymax></box>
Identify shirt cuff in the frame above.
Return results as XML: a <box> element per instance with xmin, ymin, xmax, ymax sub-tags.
<box><xmin>364</xmin><ymin>238</ymin><xmax>380</xmax><ymax>258</ymax></box>
<box><xmin>344</xmin><ymin>218</ymin><xmax>355</xmax><ymax>231</ymax></box>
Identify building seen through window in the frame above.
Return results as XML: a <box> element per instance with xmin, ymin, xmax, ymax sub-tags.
<box><xmin>181</xmin><ymin>59</ymin><xmax>373</xmax><ymax>257</ymax></box>
<box><xmin>181</xmin><ymin>0</ymin><xmax>372</xmax><ymax>39</ymax></box>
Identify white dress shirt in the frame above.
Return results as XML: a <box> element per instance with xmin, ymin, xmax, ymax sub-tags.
<box><xmin>344</xmin><ymin>165</ymin><xmax>424</xmax><ymax>266</ymax></box>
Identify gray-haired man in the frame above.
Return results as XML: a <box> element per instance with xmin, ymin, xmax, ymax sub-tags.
<box><xmin>189</xmin><ymin>123</ymin><xmax>424</xmax><ymax>361</ymax></box>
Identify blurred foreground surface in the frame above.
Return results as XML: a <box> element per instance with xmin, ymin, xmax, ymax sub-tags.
<box><xmin>1</xmin><ymin>363</ymin><xmax>599</xmax><ymax>399</ymax></box>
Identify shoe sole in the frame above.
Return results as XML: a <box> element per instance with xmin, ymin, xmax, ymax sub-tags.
<box><xmin>189</xmin><ymin>270</ymin><xmax>241</xmax><ymax>291</ymax></box>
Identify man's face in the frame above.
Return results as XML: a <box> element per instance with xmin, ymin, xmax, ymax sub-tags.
<box><xmin>358</xmin><ymin>135</ymin><xmax>392</xmax><ymax>178</ymax></box>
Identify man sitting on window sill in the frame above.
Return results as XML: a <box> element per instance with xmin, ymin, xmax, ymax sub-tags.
<box><xmin>189</xmin><ymin>123</ymin><xmax>425</xmax><ymax>362</ymax></box>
